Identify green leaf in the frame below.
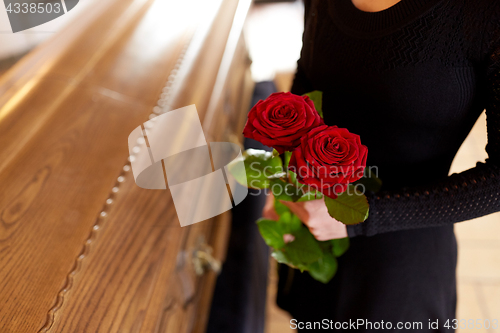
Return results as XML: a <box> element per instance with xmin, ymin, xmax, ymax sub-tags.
<box><xmin>283</xmin><ymin>227</ymin><xmax>323</xmax><ymax>265</ymax></box>
<box><xmin>271</xmin><ymin>250</ymin><xmax>291</xmax><ymax>265</ymax></box>
<box><xmin>287</xmin><ymin>170</ymin><xmax>308</xmax><ymax>191</ymax></box>
<box><xmin>278</xmin><ymin>211</ymin><xmax>302</xmax><ymax>234</ymax></box>
<box><xmin>284</xmin><ymin>151</ymin><xmax>292</xmax><ymax>168</ymax></box>
<box><xmin>270</xmin><ymin>217</ymin><xmax>343</xmax><ymax>283</ymax></box>
<box><xmin>274</xmin><ymin>197</ymin><xmax>290</xmax><ymax>216</ymax></box>
<box><xmin>272</xmin><ymin>198</ymin><xmax>302</xmax><ymax>234</ymax></box>
<box><xmin>297</xmin><ymin>188</ymin><xmax>324</xmax><ymax>202</ymax></box>
<box><xmin>324</xmin><ymin>185</ymin><xmax>369</xmax><ymax>225</ymax></box>
<box><xmin>289</xmin><ymin>213</ymin><xmax>303</xmax><ymax>232</ymax></box>
<box><xmin>271</xmin><ymin>250</ymin><xmax>308</xmax><ymax>271</ymax></box>
<box><xmin>269</xmin><ymin>177</ymin><xmax>302</xmax><ymax>202</ymax></box>
<box><xmin>228</xmin><ymin>149</ymin><xmax>282</xmax><ymax>189</ymax></box>
<box><xmin>316</xmin><ymin>240</ymin><xmax>332</xmax><ymax>252</ymax></box>
<box><xmin>303</xmin><ymin>90</ymin><xmax>323</xmax><ymax>118</ymax></box>
<box><xmin>257</xmin><ymin>218</ymin><xmax>285</xmax><ymax>249</ymax></box>
<box><xmin>331</xmin><ymin>237</ymin><xmax>350</xmax><ymax>257</ymax></box>
<box><xmin>286</xmin><ymin>170</ymin><xmax>309</xmax><ymax>199</ymax></box>
<box><xmin>307</xmin><ymin>254</ymin><xmax>338</xmax><ymax>283</ymax></box>
<box><xmin>288</xmin><ymin>170</ymin><xmax>298</xmax><ymax>186</ymax></box>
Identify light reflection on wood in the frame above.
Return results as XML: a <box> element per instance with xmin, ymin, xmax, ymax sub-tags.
<box><xmin>0</xmin><ymin>0</ymin><xmax>254</xmax><ymax>332</ymax></box>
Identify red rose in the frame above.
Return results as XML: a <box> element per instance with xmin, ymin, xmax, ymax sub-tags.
<box><xmin>289</xmin><ymin>125</ymin><xmax>368</xmax><ymax>199</ymax></box>
<box><xmin>243</xmin><ymin>92</ymin><xmax>324</xmax><ymax>154</ymax></box>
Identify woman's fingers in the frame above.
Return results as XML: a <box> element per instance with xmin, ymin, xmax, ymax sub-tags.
<box><xmin>281</xmin><ymin>198</ymin><xmax>348</xmax><ymax>240</ymax></box>
<box><xmin>267</xmin><ymin>198</ymin><xmax>348</xmax><ymax>240</ymax></box>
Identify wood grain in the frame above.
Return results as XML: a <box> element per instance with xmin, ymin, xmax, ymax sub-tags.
<box><xmin>0</xmin><ymin>0</ymin><xmax>254</xmax><ymax>332</ymax></box>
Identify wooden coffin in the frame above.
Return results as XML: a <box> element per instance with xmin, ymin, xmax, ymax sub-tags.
<box><xmin>0</xmin><ymin>0</ymin><xmax>254</xmax><ymax>331</ymax></box>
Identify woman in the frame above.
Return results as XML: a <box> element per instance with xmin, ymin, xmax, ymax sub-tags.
<box><xmin>263</xmin><ymin>0</ymin><xmax>500</xmax><ymax>331</ymax></box>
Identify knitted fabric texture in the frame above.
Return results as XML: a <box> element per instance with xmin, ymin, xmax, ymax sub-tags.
<box><xmin>292</xmin><ymin>0</ymin><xmax>500</xmax><ymax>237</ymax></box>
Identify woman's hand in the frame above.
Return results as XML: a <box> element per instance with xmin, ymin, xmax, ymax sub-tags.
<box><xmin>262</xmin><ymin>194</ymin><xmax>348</xmax><ymax>241</ymax></box>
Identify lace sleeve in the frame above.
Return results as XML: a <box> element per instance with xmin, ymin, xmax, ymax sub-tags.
<box><xmin>347</xmin><ymin>25</ymin><xmax>500</xmax><ymax>237</ymax></box>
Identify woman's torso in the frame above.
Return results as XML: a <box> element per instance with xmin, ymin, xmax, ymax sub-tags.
<box><xmin>294</xmin><ymin>0</ymin><xmax>490</xmax><ymax>190</ymax></box>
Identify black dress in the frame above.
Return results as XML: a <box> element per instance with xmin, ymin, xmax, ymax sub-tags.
<box><xmin>276</xmin><ymin>0</ymin><xmax>500</xmax><ymax>331</ymax></box>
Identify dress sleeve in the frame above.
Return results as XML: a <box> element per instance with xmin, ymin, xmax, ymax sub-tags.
<box><xmin>347</xmin><ymin>22</ymin><xmax>500</xmax><ymax>237</ymax></box>
<box><xmin>290</xmin><ymin>61</ymin><xmax>313</xmax><ymax>96</ymax></box>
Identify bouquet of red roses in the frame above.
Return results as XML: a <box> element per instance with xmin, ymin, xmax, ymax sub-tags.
<box><xmin>229</xmin><ymin>91</ymin><xmax>379</xmax><ymax>283</ymax></box>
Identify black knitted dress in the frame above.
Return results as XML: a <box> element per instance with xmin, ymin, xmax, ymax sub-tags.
<box><xmin>276</xmin><ymin>0</ymin><xmax>500</xmax><ymax>331</ymax></box>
